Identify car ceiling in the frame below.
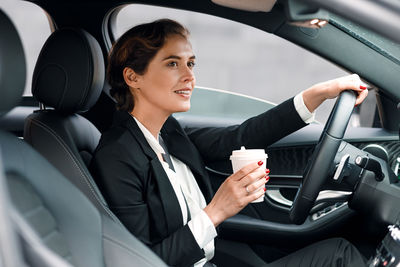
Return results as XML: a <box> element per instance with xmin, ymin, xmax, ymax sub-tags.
<box><xmin>29</xmin><ymin>0</ymin><xmax>287</xmax><ymax>33</ymax></box>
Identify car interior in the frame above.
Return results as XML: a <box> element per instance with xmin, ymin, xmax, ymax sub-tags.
<box><xmin>0</xmin><ymin>9</ymin><xmax>168</xmax><ymax>267</ymax></box>
<box><xmin>1</xmin><ymin>0</ymin><xmax>400</xmax><ymax>266</ymax></box>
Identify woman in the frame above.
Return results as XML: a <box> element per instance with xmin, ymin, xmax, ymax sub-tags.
<box><xmin>90</xmin><ymin>19</ymin><xmax>368</xmax><ymax>267</ymax></box>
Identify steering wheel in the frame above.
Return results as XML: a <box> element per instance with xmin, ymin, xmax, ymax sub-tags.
<box><xmin>289</xmin><ymin>90</ymin><xmax>357</xmax><ymax>224</ymax></box>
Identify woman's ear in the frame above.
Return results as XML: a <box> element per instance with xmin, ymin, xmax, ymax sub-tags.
<box><xmin>123</xmin><ymin>67</ymin><xmax>140</xmax><ymax>89</ymax></box>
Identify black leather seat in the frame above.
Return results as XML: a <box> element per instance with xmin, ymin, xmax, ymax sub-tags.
<box><xmin>1</xmin><ymin>9</ymin><xmax>166</xmax><ymax>267</ymax></box>
<box><xmin>24</xmin><ymin>27</ymin><xmax>119</xmax><ymax>223</ymax></box>
<box><xmin>0</xmin><ymin>9</ymin><xmax>28</xmax><ymax>267</ymax></box>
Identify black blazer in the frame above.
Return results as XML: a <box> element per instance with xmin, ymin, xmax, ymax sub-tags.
<box><xmin>90</xmin><ymin>98</ymin><xmax>306</xmax><ymax>267</ymax></box>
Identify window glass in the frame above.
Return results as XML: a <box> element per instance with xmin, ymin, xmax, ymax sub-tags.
<box><xmin>174</xmin><ymin>87</ymin><xmax>276</xmax><ymax>124</ymax></box>
<box><xmin>0</xmin><ymin>0</ymin><xmax>52</xmax><ymax>96</ymax></box>
<box><xmin>114</xmin><ymin>4</ymin><xmax>372</xmax><ymax>125</ymax></box>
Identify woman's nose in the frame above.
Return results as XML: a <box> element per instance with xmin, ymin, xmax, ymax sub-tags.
<box><xmin>181</xmin><ymin>66</ymin><xmax>195</xmax><ymax>82</ymax></box>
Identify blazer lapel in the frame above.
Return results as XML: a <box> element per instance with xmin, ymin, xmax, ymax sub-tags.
<box><xmin>162</xmin><ymin>116</ymin><xmax>214</xmax><ymax>202</ymax></box>
<box><xmin>149</xmin><ymin>158</ymin><xmax>184</xmax><ymax>234</ymax></box>
<box><xmin>118</xmin><ymin>111</ymin><xmax>184</xmax><ymax>234</ymax></box>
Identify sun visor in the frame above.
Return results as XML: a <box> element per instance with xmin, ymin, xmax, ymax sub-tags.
<box><xmin>211</xmin><ymin>0</ymin><xmax>277</xmax><ymax>12</ymax></box>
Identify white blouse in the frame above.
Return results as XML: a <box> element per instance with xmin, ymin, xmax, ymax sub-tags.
<box><xmin>132</xmin><ymin>93</ymin><xmax>314</xmax><ymax>267</ymax></box>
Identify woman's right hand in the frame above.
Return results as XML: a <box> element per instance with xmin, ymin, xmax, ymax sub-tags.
<box><xmin>203</xmin><ymin>161</ymin><xmax>269</xmax><ymax>227</ymax></box>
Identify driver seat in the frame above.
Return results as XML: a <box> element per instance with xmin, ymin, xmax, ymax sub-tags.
<box><xmin>23</xmin><ymin>27</ymin><xmax>119</xmax><ymax>223</ymax></box>
<box><xmin>0</xmin><ymin>9</ymin><xmax>166</xmax><ymax>267</ymax></box>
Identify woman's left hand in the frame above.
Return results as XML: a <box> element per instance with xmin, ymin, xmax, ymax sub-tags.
<box><xmin>302</xmin><ymin>74</ymin><xmax>369</xmax><ymax>112</ymax></box>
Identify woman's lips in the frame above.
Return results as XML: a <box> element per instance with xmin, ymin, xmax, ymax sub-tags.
<box><xmin>174</xmin><ymin>90</ymin><xmax>191</xmax><ymax>95</ymax></box>
<box><xmin>174</xmin><ymin>88</ymin><xmax>192</xmax><ymax>98</ymax></box>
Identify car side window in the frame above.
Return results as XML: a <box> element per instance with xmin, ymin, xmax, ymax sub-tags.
<box><xmin>110</xmin><ymin>4</ymin><xmax>375</xmax><ymax>126</ymax></box>
<box><xmin>0</xmin><ymin>0</ymin><xmax>52</xmax><ymax>96</ymax></box>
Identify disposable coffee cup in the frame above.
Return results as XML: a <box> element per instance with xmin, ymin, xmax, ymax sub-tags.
<box><xmin>230</xmin><ymin>146</ymin><xmax>268</xmax><ymax>203</ymax></box>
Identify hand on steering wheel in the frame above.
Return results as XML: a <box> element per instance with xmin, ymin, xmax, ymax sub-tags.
<box><xmin>302</xmin><ymin>74</ymin><xmax>368</xmax><ymax>113</ymax></box>
<box><xmin>289</xmin><ymin>90</ymin><xmax>357</xmax><ymax>224</ymax></box>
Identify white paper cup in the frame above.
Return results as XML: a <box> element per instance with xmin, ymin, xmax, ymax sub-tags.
<box><xmin>230</xmin><ymin>146</ymin><xmax>268</xmax><ymax>203</ymax></box>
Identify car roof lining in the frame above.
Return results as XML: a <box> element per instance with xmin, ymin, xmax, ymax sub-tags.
<box><xmin>29</xmin><ymin>0</ymin><xmax>288</xmax><ymax>33</ymax></box>
<box><xmin>211</xmin><ymin>0</ymin><xmax>277</xmax><ymax>12</ymax></box>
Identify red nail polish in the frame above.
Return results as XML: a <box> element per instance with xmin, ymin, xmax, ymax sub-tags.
<box><xmin>263</xmin><ymin>188</ymin><xmax>267</xmax><ymax>192</ymax></box>
<box><xmin>257</xmin><ymin>161</ymin><xmax>263</xmax><ymax>166</ymax></box>
<box><xmin>265</xmin><ymin>169</ymin><xmax>270</xmax><ymax>174</ymax></box>
<box><xmin>266</xmin><ymin>176</ymin><xmax>270</xmax><ymax>180</ymax></box>
<box><xmin>360</xmin><ymin>85</ymin><xmax>367</xmax><ymax>90</ymax></box>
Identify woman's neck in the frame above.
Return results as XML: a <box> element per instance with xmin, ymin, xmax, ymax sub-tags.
<box><xmin>130</xmin><ymin>109</ymin><xmax>169</xmax><ymax>139</ymax></box>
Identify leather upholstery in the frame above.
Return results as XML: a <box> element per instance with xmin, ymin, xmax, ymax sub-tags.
<box><xmin>2</xmin><ymin>130</ymin><xmax>167</xmax><ymax>267</ymax></box>
<box><xmin>1</xmin><ymin>9</ymin><xmax>166</xmax><ymax>267</ymax></box>
<box><xmin>24</xmin><ymin>111</ymin><xmax>117</xmax><ymax>219</ymax></box>
<box><xmin>24</xmin><ymin>28</ymin><xmax>119</xmax><ymax>223</ymax></box>
<box><xmin>32</xmin><ymin>28</ymin><xmax>103</xmax><ymax>114</ymax></box>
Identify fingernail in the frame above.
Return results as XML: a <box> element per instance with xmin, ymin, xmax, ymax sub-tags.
<box><xmin>257</xmin><ymin>161</ymin><xmax>263</xmax><ymax>166</ymax></box>
<box><xmin>265</xmin><ymin>176</ymin><xmax>270</xmax><ymax>181</ymax></box>
<box><xmin>265</xmin><ymin>169</ymin><xmax>270</xmax><ymax>174</ymax></box>
<box><xmin>263</xmin><ymin>187</ymin><xmax>267</xmax><ymax>192</ymax></box>
<box><xmin>360</xmin><ymin>85</ymin><xmax>367</xmax><ymax>90</ymax></box>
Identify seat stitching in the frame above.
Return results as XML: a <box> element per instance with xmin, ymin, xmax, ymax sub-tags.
<box><xmin>28</xmin><ymin>118</ymin><xmax>121</xmax><ymax>224</ymax></box>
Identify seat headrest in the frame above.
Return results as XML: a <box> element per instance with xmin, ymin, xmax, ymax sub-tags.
<box><xmin>32</xmin><ymin>28</ymin><xmax>104</xmax><ymax>114</ymax></box>
<box><xmin>0</xmin><ymin>10</ymin><xmax>26</xmax><ymax>116</ymax></box>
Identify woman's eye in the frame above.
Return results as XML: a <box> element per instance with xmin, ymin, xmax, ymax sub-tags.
<box><xmin>168</xmin><ymin>62</ymin><xmax>178</xmax><ymax>67</ymax></box>
<box><xmin>188</xmin><ymin>61</ymin><xmax>196</xmax><ymax>68</ymax></box>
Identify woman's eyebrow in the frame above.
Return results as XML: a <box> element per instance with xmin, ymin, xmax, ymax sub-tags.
<box><xmin>162</xmin><ymin>55</ymin><xmax>196</xmax><ymax>61</ymax></box>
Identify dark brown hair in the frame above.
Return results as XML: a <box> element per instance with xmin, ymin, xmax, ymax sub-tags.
<box><xmin>107</xmin><ymin>19</ymin><xmax>190</xmax><ymax>112</ymax></box>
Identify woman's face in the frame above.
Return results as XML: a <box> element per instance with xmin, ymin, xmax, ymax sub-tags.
<box><xmin>131</xmin><ymin>34</ymin><xmax>196</xmax><ymax>117</ymax></box>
